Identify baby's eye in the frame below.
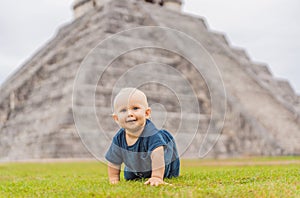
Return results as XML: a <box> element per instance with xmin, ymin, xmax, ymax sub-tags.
<box><xmin>119</xmin><ymin>109</ymin><xmax>126</xmax><ymax>113</ymax></box>
<box><xmin>133</xmin><ymin>107</ymin><xmax>140</xmax><ymax>110</ymax></box>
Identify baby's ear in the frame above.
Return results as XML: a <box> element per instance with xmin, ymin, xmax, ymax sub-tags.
<box><xmin>112</xmin><ymin>114</ymin><xmax>119</xmax><ymax>123</ymax></box>
<box><xmin>145</xmin><ymin>107</ymin><xmax>151</xmax><ymax>118</ymax></box>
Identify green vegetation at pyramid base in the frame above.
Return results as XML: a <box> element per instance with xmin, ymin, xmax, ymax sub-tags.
<box><xmin>0</xmin><ymin>157</ymin><xmax>299</xmax><ymax>197</ymax></box>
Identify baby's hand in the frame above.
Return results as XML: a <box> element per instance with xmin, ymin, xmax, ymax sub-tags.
<box><xmin>144</xmin><ymin>177</ymin><xmax>167</xmax><ymax>186</ymax></box>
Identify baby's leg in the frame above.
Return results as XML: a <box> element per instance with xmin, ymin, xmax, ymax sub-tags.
<box><xmin>124</xmin><ymin>171</ymin><xmax>152</xmax><ymax>180</ymax></box>
<box><xmin>124</xmin><ymin>171</ymin><xmax>140</xmax><ymax>180</ymax></box>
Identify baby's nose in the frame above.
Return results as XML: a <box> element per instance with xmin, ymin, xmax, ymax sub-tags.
<box><xmin>127</xmin><ymin>109</ymin><xmax>134</xmax><ymax>116</ymax></box>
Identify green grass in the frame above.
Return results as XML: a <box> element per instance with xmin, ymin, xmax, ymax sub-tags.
<box><xmin>0</xmin><ymin>157</ymin><xmax>299</xmax><ymax>197</ymax></box>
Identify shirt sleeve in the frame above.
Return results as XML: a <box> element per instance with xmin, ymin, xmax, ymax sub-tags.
<box><xmin>105</xmin><ymin>136</ymin><xmax>123</xmax><ymax>165</ymax></box>
<box><xmin>148</xmin><ymin>131</ymin><xmax>167</xmax><ymax>152</ymax></box>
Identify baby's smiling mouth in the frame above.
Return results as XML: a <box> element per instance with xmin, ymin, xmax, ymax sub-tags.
<box><xmin>126</xmin><ymin>119</ymin><xmax>137</xmax><ymax>123</ymax></box>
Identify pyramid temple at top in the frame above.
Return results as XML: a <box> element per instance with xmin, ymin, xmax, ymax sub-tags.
<box><xmin>0</xmin><ymin>0</ymin><xmax>300</xmax><ymax>161</ymax></box>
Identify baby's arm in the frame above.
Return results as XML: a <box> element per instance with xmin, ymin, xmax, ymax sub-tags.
<box><xmin>108</xmin><ymin>162</ymin><xmax>121</xmax><ymax>184</ymax></box>
<box><xmin>144</xmin><ymin>146</ymin><xmax>166</xmax><ymax>186</ymax></box>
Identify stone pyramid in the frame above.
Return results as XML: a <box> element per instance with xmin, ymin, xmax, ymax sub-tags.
<box><xmin>0</xmin><ymin>0</ymin><xmax>299</xmax><ymax>161</ymax></box>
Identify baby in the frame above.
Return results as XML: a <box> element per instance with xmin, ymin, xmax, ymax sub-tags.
<box><xmin>105</xmin><ymin>88</ymin><xmax>180</xmax><ymax>186</ymax></box>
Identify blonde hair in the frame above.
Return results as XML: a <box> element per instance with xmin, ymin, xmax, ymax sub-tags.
<box><xmin>113</xmin><ymin>88</ymin><xmax>148</xmax><ymax>112</ymax></box>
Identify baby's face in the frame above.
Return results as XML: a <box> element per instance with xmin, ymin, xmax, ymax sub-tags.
<box><xmin>113</xmin><ymin>92</ymin><xmax>151</xmax><ymax>135</ymax></box>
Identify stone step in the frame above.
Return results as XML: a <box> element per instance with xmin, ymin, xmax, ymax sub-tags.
<box><xmin>97</xmin><ymin>32</ymin><xmax>180</xmax><ymax>53</ymax></box>
<box><xmin>106</xmin><ymin>7</ymin><xmax>149</xmax><ymax>26</ymax></box>
<box><xmin>142</xmin><ymin>2</ymin><xmax>253</xmax><ymax>65</ymax></box>
<box><xmin>105</xmin><ymin>0</ymin><xmax>131</xmax><ymax>9</ymax></box>
<box><xmin>71</xmin><ymin>43</ymin><xmax>182</xmax><ymax>85</ymax></box>
<box><xmin>7</xmin><ymin>71</ymin><xmax>73</xmax><ymax>116</ymax></box>
<box><xmin>81</xmin><ymin>46</ymin><xmax>180</xmax><ymax>71</ymax></box>
<box><xmin>250</xmin><ymin>63</ymin><xmax>272</xmax><ymax>78</ymax></box>
<box><xmin>146</xmin><ymin>15</ymin><xmax>227</xmax><ymax>56</ymax></box>
<box><xmin>11</xmin><ymin>97</ymin><xmax>71</xmax><ymax>126</ymax></box>
<box><xmin>258</xmin><ymin>77</ymin><xmax>299</xmax><ymax>110</ymax></box>
<box><xmin>224</xmin><ymin>50</ymin><xmax>300</xmax><ymax>121</ymax></box>
<box><xmin>140</xmin><ymin>2</ymin><xmax>232</xmax><ymax>56</ymax></box>
<box><xmin>260</xmin><ymin>76</ymin><xmax>295</xmax><ymax>96</ymax></box>
<box><xmin>73</xmin><ymin>105</ymin><xmax>210</xmax><ymax>134</ymax></box>
<box><xmin>244</xmin><ymin>63</ymin><xmax>300</xmax><ymax>112</ymax></box>
<box><xmin>5</xmin><ymin>101</ymin><xmax>71</xmax><ymax>128</ymax></box>
<box><xmin>31</xmin><ymin>68</ymin><xmax>76</xmax><ymax>92</ymax></box>
<box><xmin>3</xmin><ymin>129</ymin><xmax>88</xmax><ymax>160</ymax></box>
<box><xmin>74</xmin><ymin>85</ymin><xmax>204</xmax><ymax>113</ymax></box>
<box><xmin>141</xmin><ymin>2</ymin><xmax>208</xmax><ymax>31</ymax></box>
<box><xmin>27</xmin><ymin>81</ymin><xmax>72</xmax><ymax>105</ymax></box>
<box><xmin>214</xmin><ymin>54</ymin><xmax>300</xmax><ymax>153</ymax></box>
<box><xmin>218</xmin><ymin>40</ymin><xmax>299</xmax><ymax>121</ymax></box>
<box><xmin>230</xmin><ymin>47</ymin><xmax>250</xmax><ymax>61</ymax></box>
<box><xmin>76</xmin><ymin>62</ymin><xmax>202</xmax><ymax>93</ymax></box>
<box><xmin>100</xmin><ymin>65</ymin><xmax>192</xmax><ymax>86</ymax></box>
<box><xmin>210</xmin><ymin>31</ymin><xmax>230</xmax><ymax>47</ymax></box>
<box><xmin>56</xmin><ymin>8</ymin><xmax>110</xmax><ymax>48</ymax></box>
<box><xmin>43</xmin><ymin>55</ymin><xmax>82</xmax><ymax>75</ymax></box>
<box><xmin>51</xmin><ymin>18</ymin><xmax>116</xmax><ymax>63</ymax></box>
<box><xmin>4</xmin><ymin>113</ymin><xmax>73</xmax><ymax>142</ymax></box>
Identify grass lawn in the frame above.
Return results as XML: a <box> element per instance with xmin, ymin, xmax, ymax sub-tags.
<box><xmin>0</xmin><ymin>157</ymin><xmax>299</xmax><ymax>197</ymax></box>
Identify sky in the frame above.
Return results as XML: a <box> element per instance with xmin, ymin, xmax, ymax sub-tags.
<box><xmin>0</xmin><ymin>0</ymin><xmax>299</xmax><ymax>94</ymax></box>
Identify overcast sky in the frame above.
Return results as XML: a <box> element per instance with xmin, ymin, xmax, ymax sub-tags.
<box><xmin>0</xmin><ymin>0</ymin><xmax>299</xmax><ymax>94</ymax></box>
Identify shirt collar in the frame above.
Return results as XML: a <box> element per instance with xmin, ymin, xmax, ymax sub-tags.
<box><xmin>140</xmin><ymin>119</ymin><xmax>159</xmax><ymax>137</ymax></box>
